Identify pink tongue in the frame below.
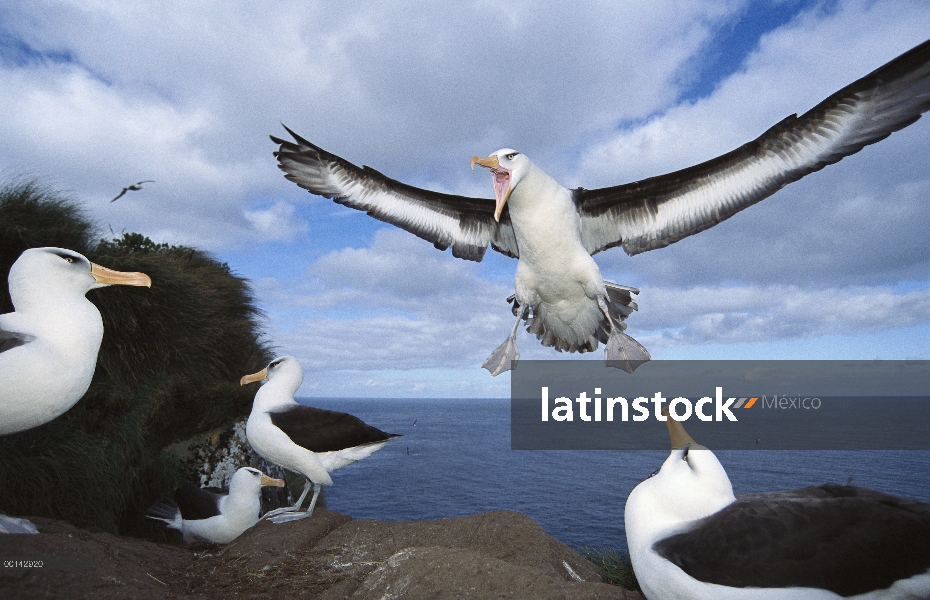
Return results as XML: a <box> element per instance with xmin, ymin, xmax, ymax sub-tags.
<box><xmin>492</xmin><ymin>168</ymin><xmax>510</xmax><ymax>203</ymax></box>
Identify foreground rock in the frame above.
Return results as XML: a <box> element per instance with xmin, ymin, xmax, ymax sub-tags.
<box><xmin>1</xmin><ymin>510</ymin><xmax>641</xmax><ymax>599</ymax></box>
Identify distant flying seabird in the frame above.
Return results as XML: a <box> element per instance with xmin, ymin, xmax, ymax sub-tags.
<box><xmin>110</xmin><ymin>180</ymin><xmax>154</xmax><ymax>202</ymax></box>
<box><xmin>146</xmin><ymin>467</ymin><xmax>285</xmax><ymax>544</ymax></box>
<box><xmin>625</xmin><ymin>416</ymin><xmax>930</xmax><ymax>599</ymax></box>
<box><xmin>272</xmin><ymin>38</ymin><xmax>930</xmax><ymax>375</ymax></box>
<box><xmin>0</xmin><ymin>247</ymin><xmax>151</xmax><ymax>436</ymax></box>
<box><xmin>240</xmin><ymin>356</ymin><xmax>401</xmax><ymax>523</ymax></box>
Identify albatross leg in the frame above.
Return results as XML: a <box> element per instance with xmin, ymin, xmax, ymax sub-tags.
<box><xmin>268</xmin><ymin>482</ymin><xmax>322</xmax><ymax>524</ymax></box>
<box><xmin>483</xmin><ymin>307</ymin><xmax>527</xmax><ymax>376</ymax></box>
<box><xmin>598</xmin><ymin>296</ymin><xmax>651</xmax><ymax>373</ymax></box>
<box><xmin>260</xmin><ymin>478</ymin><xmax>312</xmax><ymax>521</ymax></box>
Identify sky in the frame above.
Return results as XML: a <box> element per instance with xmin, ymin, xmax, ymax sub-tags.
<box><xmin>1</xmin><ymin>0</ymin><xmax>930</xmax><ymax>397</ymax></box>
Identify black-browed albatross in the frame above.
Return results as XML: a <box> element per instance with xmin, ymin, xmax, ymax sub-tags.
<box><xmin>1</xmin><ymin>247</ymin><xmax>151</xmax><ymax>436</ymax></box>
<box><xmin>146</xmin><ymin>467</ymin><xmax>285</xmax><ymax>544</ymax></box>
<box><xmin>625</xmin><ymin>416</ymin><xmax>930</xmax><ymax>599</ymax></box>
<box><xmin>0</xmin><ymin>247</ymin><xmax>150</xmax><ymax>534</ymax></box>
<box><xmin>273</xmin><ymin>38</ymin><xmax>930</xmax><ymax>376</ymax></box>
<box><xmin>240</xmin><ymin>356</ymin><xmax>401</xmax><ymax>523</ymax></box>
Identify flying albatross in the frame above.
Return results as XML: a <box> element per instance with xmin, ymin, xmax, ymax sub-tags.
<box><xmin>110</xmin><ymin>180</ymin><xmax>154</xmax><ymax>202</ymax></box>
<box><xmin>240</xmin><ymin>356</ymin><xmax>401</xmax><ymax>523</ymax></box>
<box><xmin>624</xmin><ymin>415</ymin><xmax>930</xmax><ymax>599</ymax></box>
<box><xmin>273</xmin><ymin>38</ymin><xmax>930</xmax><ymax>376</ymax></box>
<box><xmin>146</xmin><ymin>467</ymin><xmax>285</xmax><ymax>544</ymax></box>
<box><xmin>1</xmin><ymin>247</ymin><xmax>151</xmax><ymax>436</ymax></box>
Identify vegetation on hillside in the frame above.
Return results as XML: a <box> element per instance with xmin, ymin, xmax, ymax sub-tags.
<box><xmin>579</xmin><ymin>547</ymin><xmax>640</xmax><ymax>591</ymax></box>
<box><xmin>0</xmin><ymin>180</ymin><xmax>272</xmax><ymax>537</ymax></box>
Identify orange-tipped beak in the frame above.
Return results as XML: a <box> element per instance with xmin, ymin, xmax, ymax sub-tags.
<box><xmin>663</xmin><ymin>407</ymin><xmax>696</xmax><ymax>449</ymax></box>
<box><xmin>91</xmin><ymin>263</ymin><xmax>152</xmax><ymax>287</ymax></box>
<box><xmin>240</xmin><ymin>367</ymin><xmax>268</xmax><ymax>386</ymax></box>
<box><xmin>260</xmin><ymin>474</ymin><xmax>285</xmax><ymax>487</ymax></box>
<box><xmin>471</xmin><ymin>154</ymin><xmax>511</xmax><ymax>222</ymax></box>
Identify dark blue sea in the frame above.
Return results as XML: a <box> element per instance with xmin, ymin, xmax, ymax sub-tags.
<box><xmin>301</xmin><ymin>397</ymin><xmax>930</xmax><ymax>553</ymax></box>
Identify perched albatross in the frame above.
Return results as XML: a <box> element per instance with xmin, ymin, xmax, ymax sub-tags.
<box><xmin>624</xmin><ymin>416</ymin><xmax>930</xmax><ymax>599</ymax></box>
<box><xmin>146</xmin><ymin>467</ymin><xmax>285</xmax><ymax>544</ymax></box>
<box><xmin>272</xmin><ymin>38</ymin><xmax>930</xmax><ymax>375</ymax></box>
<box><xmin>240</xmin><ymin>356</ymin><xmax>401</xmax><ymax>523</ymax></box>
<box><xmin>0</xmin><ymin>247</ymin><xmax>151</xmax><ymax>436</ymax></box>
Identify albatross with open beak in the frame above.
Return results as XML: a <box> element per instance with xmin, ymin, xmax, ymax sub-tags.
<box><xmin>0</xmin><ymin>247</ymin><xmax>151</xmax><ymax>436</ymax></box>
<box><xmin>272</xmin><ymin>38</ymin><xmax>930</xmax><ymax>376</ymax></box>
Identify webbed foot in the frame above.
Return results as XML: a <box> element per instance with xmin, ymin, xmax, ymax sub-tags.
<box><xmin>483</xmin><ymin>335</ymin><xmax>520</xmax><ymax>376</ymax></box>
<box><xmin>605</xmin><ymin>331</ymin><xmax>651</xmax><ymax>373</ymax></box>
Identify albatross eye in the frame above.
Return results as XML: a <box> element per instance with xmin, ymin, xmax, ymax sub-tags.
<box><xmin>506</xmin><ymin>153</ymin><xmax>518</xmax><ymax>160</ymax></box>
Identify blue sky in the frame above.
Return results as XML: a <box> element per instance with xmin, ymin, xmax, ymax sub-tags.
<box><xmin>1</xmin><ymin>0</ymin><xmax>930</xmax><ymax>397</ymax></box>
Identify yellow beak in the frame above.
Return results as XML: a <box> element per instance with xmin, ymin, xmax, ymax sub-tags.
<box><xmin>470</xmin><ymin>154</ymin><xmax>512</xmax><ymax>223</ymax></box>
<box><xmin>90</xmin><ymin>263</ymin><xmax>152</xmax><ymax>287</ymax></box>
<box><xmin>664</xmin><ymin>407</ymin><xmax>696</xmax><ymax>449</ymax></box>
<box><xmin>260</xmin><ymin>474</ymin><xmax>285</xmax><ymax>487</ymax></box>
<box><xmin>239</xmin><ymin>367</ymin><xmax>268</xmax><ymax>386</ymax></box>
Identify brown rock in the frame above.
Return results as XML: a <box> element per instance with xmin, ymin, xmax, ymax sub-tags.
<box><xmin>0</xmin><ymin>516</ymin><xmax>188</xmax><ymax>599</ymax></box>
<box><xmin>348</xmin><ymin>546</ymin><xmax>635</xmax><ymax>600</ymax></box>
<box><xmin>0</xmin><ymin>510</ymin><xmax>643</xmax><ymax>600</ymax></box>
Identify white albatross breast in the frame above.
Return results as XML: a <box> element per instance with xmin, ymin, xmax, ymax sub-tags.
<box><xmin>272</xmin><ymin>38</ymin><xmax>930</xmax><ymax>376</ymax></box>
<box><xmin>0</xmin><ymin>247</ymin><xmax>151</xmax><ymax>436</ymax></box>
<box><xmin>240</xmin><ymin>356</ymin><xmax>401</xmax><ymax>523</ymax></box>
<box><xmin>625</xmin><ymin>416</ymin><xmax>930</xmax><ymax>599</ymax></box>
<box><xmin>146</xmin><ymin>467</ymin><xmax>285</xmax><ymax>544</ymax></box>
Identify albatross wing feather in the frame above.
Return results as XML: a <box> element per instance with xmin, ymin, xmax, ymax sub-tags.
<box><xmin>272</xmin><ymin>127</ymin><xmax>519</xmax><ymax>261</ymax></box>
<box><xmin>653</xmin><ymin>484</ymin><xmax>930</xmax><ymax>597</ymax></box>
<box><xmin>0</xmin><ymin>327</ymin><xmax>35</xmax><ymax>354</ymax></box>
<box><xmin>172</xmin><ymin>485</ymin><xmax>224</xmax><ymax>521</ymax></box>
<box><xmin>575</xmin><ymin>38</ymin><xmax>930</xmax><ymax>256</ymax></box>
<box><xmin>269</xmin><ymin>405</ymin><xmax>400</xmax><ymax>453</ymax></box>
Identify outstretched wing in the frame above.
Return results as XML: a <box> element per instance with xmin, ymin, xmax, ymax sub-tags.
<box><xmin>272</xmin><ymin>127</ymin><xmax>520</xmax><ymax>261</ymax></box>
<box><xmin>575</xmin><ymin>38</ymin><xmax>930</xmax><ymax>256</ymax></box>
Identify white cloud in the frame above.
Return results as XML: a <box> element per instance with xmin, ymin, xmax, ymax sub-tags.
<box><xmin>634</xmin><ymin>284</ymin><xmax>930</xmax><ymax>349</ymax></box>
<box><xmin>2</xmin><ymin>0</ymin><xmax>930</xmax><ymax>390</ymax></box>
<box><xmin>243</xmin><ymin>201</ymin><xmax>308</xmax><ymax>242</ymax></box>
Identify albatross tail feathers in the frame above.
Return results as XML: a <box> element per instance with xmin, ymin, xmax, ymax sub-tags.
<box><xmin>145</xmin><ymin>499</ymin><xmax>182</xmax><ymax>531</ymax></box>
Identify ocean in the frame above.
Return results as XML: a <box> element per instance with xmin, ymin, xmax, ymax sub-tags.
<box><xmin>302</xmin><ymin>397</ymin><xmax>930</xmax><ymax>553</ymax></box>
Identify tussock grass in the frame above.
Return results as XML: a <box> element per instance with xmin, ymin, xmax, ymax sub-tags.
<box><xmin>578</xmin><ymin>547</ymin><xmax>640</xmax><ymax>591</ymax></box>
<box><xmin>0</xmin><ymin>180</ymin><xmax>272</xmax><ymax>537</ymax></box>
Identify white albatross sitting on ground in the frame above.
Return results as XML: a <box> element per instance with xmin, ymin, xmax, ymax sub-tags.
<box><xmin>240</xmin><ymin>356</ymin><xmax>401</xmax><ymax>523</ymax></box>
<box><xmin>625</xmin><ymin>416</ymin><xmax>930</xmax><ymax>599</ymax></box>
<box><xmin>146</xmin><ymin>467</ymin><xmax>285</xmax><ymax>544</ymax></box>
<box><xmin>272</xmin><ymin>38</ymin><xmax>930</xmax><ymax>375</ymax></box>
<box><xmin>0</xmin><ymin>247</ymin><xmax>151</xmax><ymax>436</ymax></box>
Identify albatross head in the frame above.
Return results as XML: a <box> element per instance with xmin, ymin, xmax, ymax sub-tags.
<box><xmin>471</xmin><ymin>149</ymin><xmax>530</xmax><ymax>222</ymax></box>
<box><xmin>240</xmin><ymin>355</ymin><xmax>304</xmax><ymax>396</ymax></box>
<box><xmin>230</xmin><ymin>467</ymin><xmax>285</xmax><ymax>497</ymax></box>
<box><xmin>625</xmin><ymin>414</ymin><xmax>735</xmax><ymax>544</ymax></box>
<box><xmin>7</xmin><ymin>247</ymin><xmax>151</xmax><ymax>311</ymax></box>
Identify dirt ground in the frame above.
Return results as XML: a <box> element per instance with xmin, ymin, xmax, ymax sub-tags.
<box><xmin>0</xmin><ymin>510</ymin><xmax>642</xmax><ymax>600</ymax></box>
